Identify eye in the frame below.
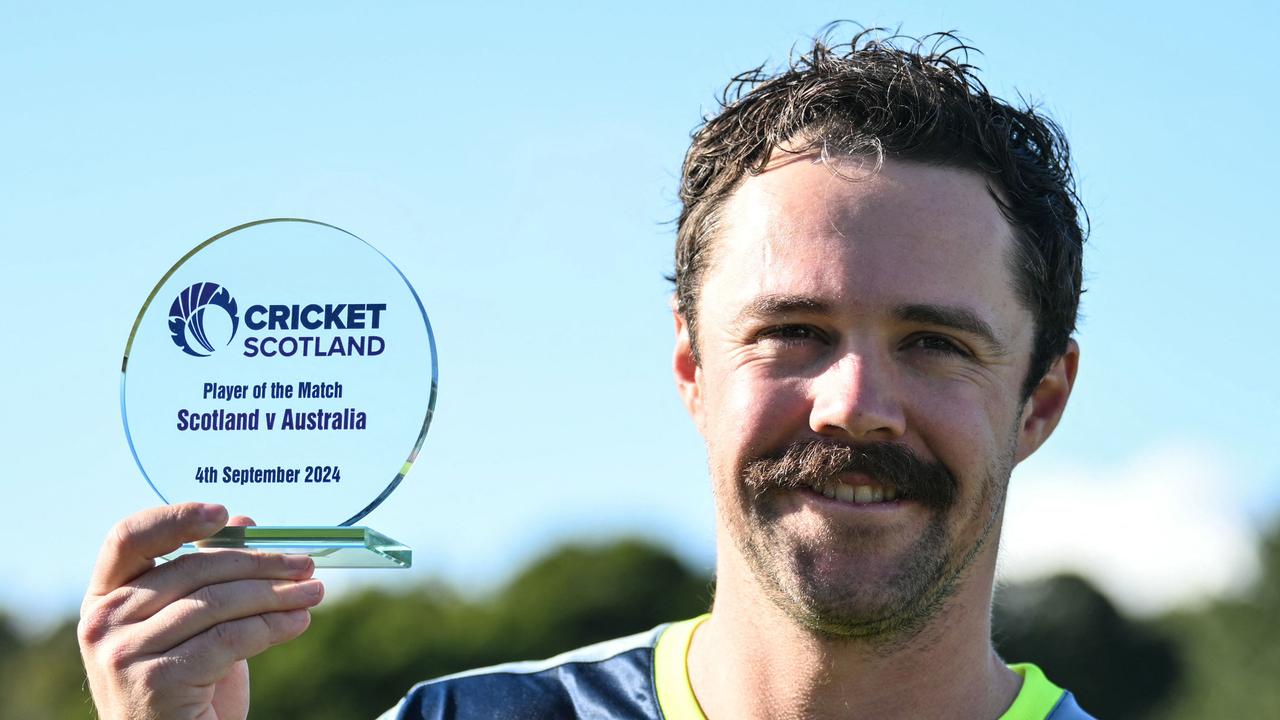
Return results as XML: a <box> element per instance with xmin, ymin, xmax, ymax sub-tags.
<box><xmin>906</xmin><ymin>334</ymin><xmax>970</xmax><ymax>357</ymax></box>
<box><xmin>755</xmin><ymin>324</ymin><xmax>823</xmax><ymax>346</ymax></box>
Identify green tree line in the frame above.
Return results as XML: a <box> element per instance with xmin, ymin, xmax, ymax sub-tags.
<box><xmin>2</xmin><ymin>526</ymin><xmax>1278</xmax><ymax>719</ymax></box>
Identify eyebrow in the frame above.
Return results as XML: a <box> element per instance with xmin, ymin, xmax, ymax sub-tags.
<box><xmin>732</xmin><ymin>294</ymin><xmax>832</xmax><ymax>325</ymax></box>
<box><xmin>893</xmin><ymin>303</ymin><xmax>1009</xmax><ymax>356</ymax></box>
<box><xmin>731</xmin><ymin>294</ymin><xmax>1009</xmax><ymax>356</ymax></box>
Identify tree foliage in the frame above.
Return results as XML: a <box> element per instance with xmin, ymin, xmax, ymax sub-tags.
<box><xmin>1149</xmin><ymin>521</ymin><xmax>1280</xmax><ymax>719</ymax></box>
<box><xmin>994</xmin><ymin>573</ymin><xmax>1180</xmax><ymax>717</ymax></box>
<box><xmin>0</xmin><ymin>617</ymin><xmax>92</xmax><ymax>720</ymax></box>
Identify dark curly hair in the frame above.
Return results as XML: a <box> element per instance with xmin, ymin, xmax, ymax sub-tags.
<box><xmin>673</xmin><ymin>28</ymin><xmax>1086</xmax><ymax>399</ymax></box>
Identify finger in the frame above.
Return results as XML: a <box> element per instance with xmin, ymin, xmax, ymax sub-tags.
<box><xmin>103</xmin><ymin>551</ymin><xmax>315</xmax><ymax>624</ymax></box>
<box><xmin>137</xmin><ymin>577</ymin><xmax>323</xmax><ymax>655</ymax></box>
<box><xmin>193</xmin><ymin>509</ymin><xmax>256</xmax><ymax>548</ymax></box>
<box><xmin>87</xmin><ymin>503</ymin><xmax>228</xmax><ymax>600</ymax></box>
<box><xmin>144</xmin><ymin>609</ymin><xmax>313</xmax><ymax>688</ymax></box>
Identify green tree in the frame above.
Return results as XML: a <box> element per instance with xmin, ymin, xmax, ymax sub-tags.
<box><xmin>0</xmin><ymin>618</ymin><xmax>91</xmax><ymax>720</ymax></box>
<box><xmin>993</xmin><ymin>574</ymin><xmax>1180</xmax><ymax>718</ymax></box>
<box><xmin>1152</xmin><ymin>521</ymin><xmax>1280</xmax><ymax>719</ymax></box>
<box><xmin>490</xmin><ymin>539</ymin><xmax>713</xmax><ymax>660</ymax></box>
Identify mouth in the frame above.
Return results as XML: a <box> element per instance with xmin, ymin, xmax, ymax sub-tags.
<box><xmin>802</xmin><ymin>478</ymin><xmax>904</xmax><ymax>506</ymax></box>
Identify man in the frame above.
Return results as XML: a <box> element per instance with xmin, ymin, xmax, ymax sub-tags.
<box><xmin>80</xmin><ymin>30</ymin><xmax>1092</xmax><ymax>719</ymax></box>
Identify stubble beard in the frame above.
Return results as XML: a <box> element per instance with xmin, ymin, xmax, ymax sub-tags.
<box><xmin>720</xmin><ymin>437</ymin><xmax>1016</xmax><ymax>650</ymax></box>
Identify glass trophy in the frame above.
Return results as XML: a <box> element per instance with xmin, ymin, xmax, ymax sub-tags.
<box><xmin>121</xmin><ymin>218</ymin><xmax>437</xmax><ymax>568</ymax></box>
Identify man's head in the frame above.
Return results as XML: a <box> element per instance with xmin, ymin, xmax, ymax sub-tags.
<box><xmin>671</xmin><ymin>30</ymin><xmax>1083</xmax><ymax>644</ymax></box>
<box><xmin>674</xmin><ymin>30</ymin><xmax>1085</xmax><ymax>400</ymax></box>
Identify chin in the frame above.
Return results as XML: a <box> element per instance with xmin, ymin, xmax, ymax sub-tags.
<box><xmin>776</xmin><ymin>567</ymin><xmax>956</xmax><ymax>644</ymax></box>
<box><xmin>739</xmin><ymin>516</ymin><xmax>961</xmax><ymax>644</ymax></box>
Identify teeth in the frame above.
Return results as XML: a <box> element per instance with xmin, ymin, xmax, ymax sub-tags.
<box><xmin>815</xmin><ymin>481</ymin><xmax>898</xmax><ymax>505</ymax></box>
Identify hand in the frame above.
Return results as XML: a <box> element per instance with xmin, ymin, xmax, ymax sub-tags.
<box><xmin>78</xmin><ymin>503</ymin><xmax>324</xmax><ymax>720</ymax></box>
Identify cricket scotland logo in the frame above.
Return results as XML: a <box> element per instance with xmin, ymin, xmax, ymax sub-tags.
<box><xmin>168</xmin><ymin>282</ymin><xmax>240</xmax><ymax>357</ymax></box>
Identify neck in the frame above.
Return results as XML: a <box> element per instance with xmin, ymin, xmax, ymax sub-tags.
<box><xmin>688</xmin><ymin>530</ymin><xmax>1020</xmax><ymax>720</ymax></box>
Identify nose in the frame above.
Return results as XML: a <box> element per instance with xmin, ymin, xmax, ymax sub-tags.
<box><xmin>808</xmin><ymin>350</ymin><xmax>906</xmax><ymax>441</ymax></box>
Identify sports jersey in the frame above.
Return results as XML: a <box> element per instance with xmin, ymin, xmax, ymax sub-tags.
<box><xmin>380</xmin><ymin>615</ymin><xmax>1095</xmax><ymax>719</ymax></box>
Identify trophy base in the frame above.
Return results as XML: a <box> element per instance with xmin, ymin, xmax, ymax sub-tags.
<box><xmin>166</xmin><ymin>526</ymin><xmax>412</xmax><ymax>569</ymax></box>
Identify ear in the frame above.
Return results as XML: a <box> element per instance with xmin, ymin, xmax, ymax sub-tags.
<box><xmin>672</xmin><ymin>306</ymin><xmax>705</xmax><ymax>432</ymax></box>
<box><xmin>1014</xmin><ymin>339</ymin><xmax>1080</xmax><ymax>463</ymax></box>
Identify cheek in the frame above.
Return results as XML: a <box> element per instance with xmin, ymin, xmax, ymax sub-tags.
<box><xmin>703</xmin><ymin>369</ymin><xmax>812</xmax><ymax>466</ymax></box>
<box><xmin>907</xmin><ymin>381</ymin><xmax>1007</xmax><ymax>475</ymax></box>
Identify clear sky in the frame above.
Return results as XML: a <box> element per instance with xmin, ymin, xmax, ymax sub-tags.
<box><xmin>2</xmin><ymin>0</ymin><xmax>1277</xmax><ymax>629</ymax></box>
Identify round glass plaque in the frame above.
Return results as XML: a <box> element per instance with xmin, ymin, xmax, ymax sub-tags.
<box><xmin>121</xmin><ymin>219</ymin><xmax>437</xmax><ymax>567</ymax></box>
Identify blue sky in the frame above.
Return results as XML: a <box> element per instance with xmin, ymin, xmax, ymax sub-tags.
<box><xmin>2</xmin><ymin>1</ymin><xmax>1277</xmax><ymax>628</ymax></box>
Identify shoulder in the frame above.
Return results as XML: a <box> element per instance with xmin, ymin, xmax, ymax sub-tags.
<box><xmin>379</xmin><ymin>624</ymin><xmax>668</xmax><ymax>720</ymax></box>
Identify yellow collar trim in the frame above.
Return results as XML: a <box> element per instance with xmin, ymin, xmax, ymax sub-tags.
<box><xmin>999</xmin><ymin>663</ymin><xmax>1066</xmax><ymax>720</ymax></box>
<box><xmin>654</xmin><ymin>615</ymin><xmax>1065</xmax><ymax>720</ymax></box>
<box><xmin>654</xmin><ymin>614</ymin><xmax>710</xmax><ymax>720</ymax></box>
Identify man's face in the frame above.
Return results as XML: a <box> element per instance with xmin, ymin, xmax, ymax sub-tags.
<box><xmin>677</xmin><ymin>156</ymin><xmax>1050</xmax><ymax>640</ymax></box>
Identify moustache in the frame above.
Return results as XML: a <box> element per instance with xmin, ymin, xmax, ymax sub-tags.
<box><xmin>742</xmin><ymin>439</ymin><xmax>956</xmax><ymax>511</ymax></box>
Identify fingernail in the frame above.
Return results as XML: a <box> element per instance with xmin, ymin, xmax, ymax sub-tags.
<box><xmin>284</xmin><ymin>554</ymin><xmax>314</xmax><ymax>571</ymax></box>
<box><xmin>199</xmin><ymin>504</ymin><xmax>228</xmax><ymax>525</ymax></box>
<box><xmin>300</xmin><ymin>579</ymin><xmax>324</xmax><ymax>599</ymax></box>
